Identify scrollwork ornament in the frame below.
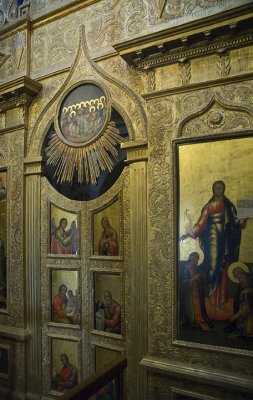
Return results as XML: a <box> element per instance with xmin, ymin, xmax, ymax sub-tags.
<box><xmin>219</xmin><ymin>82</ymin><xmax>253</xmax><ymax>105</ymax></box>
<box><xmin>163</xmin><ymin>0</ymin><xmax>236</xmax><ymax>21</ymax></box>
<box><xmin>178</xmin><ymin>90</ymin><xmax>210</xmax><ymax>116</ymax></box>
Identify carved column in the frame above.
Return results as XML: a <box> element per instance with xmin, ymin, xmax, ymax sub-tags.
<box><xmin>123</xmin><ymin>140</ymin><xmax>148</xmax><ymax>400</ymax></box>
<box><xmin>0</xmin><ymin>77</ymin><xmax>41</xmax><ymax>399</ymax></box>
<box><xmin>24</xmin><ymin>158</ymin><xmax>42</xmax><ymax>398</ymax></box>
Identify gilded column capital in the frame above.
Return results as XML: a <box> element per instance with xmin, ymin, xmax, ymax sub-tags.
<box><xmin>122</xmin><ymin>139</ymin><xmax>148</xmax><ymax>164</ymax></box>
<box><xmin>24</xmin><ymin>156</ymin><xmax>43</xmax><ymax>175</ymax></box>
<box><xmin>0</xmin><ymin>76</ymin><xmax>41</xmax><ymax>111</ymax></box>
<box><xmin>0</xmin><ymin>76</ymin><xmax>41</xmax><ymax>130</ymax></box>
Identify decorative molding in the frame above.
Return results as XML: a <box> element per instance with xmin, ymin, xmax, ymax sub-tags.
<box><xmin>127</xmin><ymin>29</ymin><xmax>253</xmax><ymax>71</ymax></box>
<box><xmin>0</xmin><ymin>76</ymin><xmax>41</xmax><ymax>98</ymax></box>
<box><xmin>140</xmin><ymin>356</ymin><xmax>253</xmax><ymax>394</ymax></box>
<box><xmin>25</xmin><ymin>172</ymin><xmax>42</xmax><ymax>395</ymax></box>
<box><xmin>0</xmin><ymin>17</ymin><xmax>31</xmax><ymax>39</ymax></box>
<box><xmin>130</xmin><ymin>160</ymin><xmax>148</xmax><ymax>400</ymax></box>
<box><xmin>30</xmin><ymin>0</ymin><xmax>101</xmax><ymax>29</ymax></box>
<box><xmin>0</xmin><ymin>325</ymin><xmax>32</xmax><ymax>341</ymax></box>
<box><xmin>113</xmin><ymin>6</ymin><xmax>253</xmax><ymax>69</ymax></box>
<box><xmin>24</xmin><ymin>157</ymin><xmax>43</xmax><ymax>175</ymax></box>
<box><xmin>217</xmin><ymin>49</ymin><xmax>231</xmax><ymax>77</ymax></box>
<box><xmin>142</xmin><ymin>71</ymin><xmax>253</xmax><ymax>99</ymax></box>
<box><xmin>178</xmin><ymin>59</ymin><xmax>191</xmax><ymax>86</ymax></box>
<box><xmin>122</xmin><ymin>140</ymin><xmax>148</xmax><ymax>164</ymax></box>
<box><xmin>178</xmin><ymin>95</ymin><xmax>253</xmax><ymax>137</ymax></box>
<box><xmin>28</xmin><ymin>25</ymin><xmax>147</xmax><ymax>158</ymax></box>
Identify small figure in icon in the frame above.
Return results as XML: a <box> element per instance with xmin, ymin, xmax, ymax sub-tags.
<box><xmin>98</xmin><ymin>217</ymin><xmax>119</xmax><ymax>256</ymax></box>
<box><xmin>52</xmin><ymin>353</ymin><xmax>78</xmax><ymax>392</ymax></box>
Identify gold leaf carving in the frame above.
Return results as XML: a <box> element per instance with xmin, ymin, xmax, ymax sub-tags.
<box><xmin>217</xmin><ymin>51</ymin><xmax>231</xmax><ymax>78</ymax></box>
<box><xmin>178</xmin><ymin>60</ymin><xmax>191</xmax><ymax>86</ymax></box>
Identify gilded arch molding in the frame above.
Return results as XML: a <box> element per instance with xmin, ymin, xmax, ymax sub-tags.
<box><xmin>27</xmin><ymin>26</ymin><xmax>147</xmax><ymax>159</ymax></box>
<box><xmin>178</xmin><ymin>95</ymin><xmax>253</xmax><ymax>138</ymax></box>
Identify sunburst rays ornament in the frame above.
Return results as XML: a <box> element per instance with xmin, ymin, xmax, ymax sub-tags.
<box><xmin>45</xmin><ymin>81</ymin><xmax>122</xmax><ymax>185</ymax></box>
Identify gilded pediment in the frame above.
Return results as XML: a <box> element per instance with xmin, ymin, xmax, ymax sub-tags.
<box><xmin>179</xmin><ymin>96</ymin><xmax>253</xmax><ymax>137</ymax></box>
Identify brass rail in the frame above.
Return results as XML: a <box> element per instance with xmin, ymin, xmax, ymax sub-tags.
<box><xmin>54</xmin><ymin>356</ymin><xmax>127</xmax><ymax>400</ymax></box>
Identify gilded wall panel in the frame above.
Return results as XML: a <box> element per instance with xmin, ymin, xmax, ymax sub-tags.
<box><xmin>39</xmin><ymin>168</ymin><xmax>130</xmax><ymax>397</ymax></box>
<box><xmin>230</xmin><ymin>47</ymin><xmax>253</xmax><ymax>76</ymax></box>
<box><xmin>0</xmin><ymin>30</ymin><xmax>27</xmax><ymax>83</ymax></box>
<box><xmin>7</xmin><ymin>131</ymin><xmax>25</xmax><ymax>327</ymax></box>
<box><xmin>147</xmin><ymin>81</ymin><xmax>253</xmax><ymax>379</ymax></box>
<box><xmin>179</xmin><ymin>93</ymin><xmax>253</xmax><ymax>137</ymax></box>
<box><xmin>155</xmin><ymin>64</ymin><xmax>179</xmax><ymax>91</ymax></box>
<box><xmin>28</xmin><ymin>28</ymin><xmax>147</xmax><ymax>160</ymax></box>
<box><xmin>27</xmin><ymin>73</ymin><xmax>67</xmax><ymax>148</ymax></box>
<box><xmin>100</xmin><ymin>57</ymin><xmax>146</xmax><ymax>97</ymax></box>
<box><xmin>25</xmin><ymin>0</ymin><xmax>253</xmax><ymax>38</ymax></box>
<box><xmin>31</xmin><ymin>15</ymin><xmax>80</xmax><ymax>74</ymax></box>
<box><xmin>190</xmin><ymin>55</ymin><xmax>218</xmax><ymax>84</ymax></box>
<box><xmin>159</xmin><ymin>0</ymin><xmax>252</xmax><ymax>23</ymax></box>
<box><xmin>31</xmin><ymin>0</ymin><xmax>148</xmax><ymax>75</ymax></box>
<box><xmin>29</xmin><ymin>0</ymin><xmax>75</xmax><ymax>14</ymax></box>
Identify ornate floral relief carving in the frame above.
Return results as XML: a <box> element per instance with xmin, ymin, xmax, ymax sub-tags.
<box><xmin>147</xmin><ymin>98</ymin><xmax>175</xmax><ymax>356</ymax></box>
<box><xmin>29</xmin><ymin>0</ymin><xmax>71</xmax><ymax>14</ymax></box>
<box><xmin>29</xmin><ymin>27</ymin><xmax>147</xmax><ymax>158</ymax></box>
<box><xmin>148</xmin><ymin>98</ymin><xmax>178</xmax><ymax>153</ymax></box>
<box><xmin>0</xmin><ymin>31</ymin><xmax>26</xmax><ymax>82</ymax></box>
<box><xmin>180</xmin><ymin>96</ymin><xmax>253</xmax><ymax>137</ymax></box>
<box><xmin>148</xmin><ymin>83</ymin><xmax>253</xmax><ymax>377</ymax></box>
<box><xmin>151</xmin><ymin>0</ymin><xmax>166</xmax><ymax>18</ymax></box>
<box><xmin>160</xmin><ymin>0</ymin><xmax>246</xmax><ymax>22</ymax></box>
<box><xmin>27</xmin><ymin>74</ymin><xmax>67</xmax><ymax>147</ymax></box>
<box><xmin>8</xmin><ymin>133</ymin><xmax>25</xmax><ymax>327</ymax></box>
<box><xmin>100</xmin><ymin>58</ymin><xmax>145</xmax><ymax>96</ymax></box>
<box><xmin>218</xmin><ymin>82</ymin><xmax>253</xmax><ymax>105</ymax></box>
<box><xmin>0</xmin><ymin>138</ymin><xmax>7</xmax><ymax>168</ymax></box>
<box><xmin>178</xmin><ymin>59</ymin><xmax>191</xmax><ymax>86</ymax></box>
<box><xmin>177</xmin><ymin>90</ymin><xmax>210</xmax><ymax>116</ymax></box>
<box><xmin>86</xmin><ymin>0</ymin><xmax>147</xmax><ymax>47</ymax></box>
<box><xmin>147</xmin><ymin>69</ymin><xmax>156</xmax><ymax>92</ymax></box>
<box><xmin>31</xmin><ymin>15</ymin><xmax>81</xmax><ymax>72</ymax></box>
<box><xmin>0</xmin><ymin>113</ymin><xmax>6</xmax><ymax>130</ymax></box>
<box><xmin>14</xmin><ymin>31</ymin><xmax>25</xmax><ymax>70</ymax></box>
<box><xmin>31</xmin><ymin>0</ymin><xmax>148</xmax><ymax>74</ymax></box>
<box><xmin>217</xmin><ymin>50</ymin><xmax>231</xmax><ymax>78</ymax></box>
<box><xmin>0</xmin><ymin>36</ymin><xmax>16</xmax><ymax>81</ymax></box>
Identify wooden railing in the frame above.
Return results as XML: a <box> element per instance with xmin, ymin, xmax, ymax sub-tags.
<box><xmin>54</xmin><ymin>356</ymin><xmax>127</xmax><ymax>400</ymax></box>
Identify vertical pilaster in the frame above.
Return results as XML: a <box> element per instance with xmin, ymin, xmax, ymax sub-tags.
<box><xmin>0</xmin><ymin>77</ymin><xmax>41</xmax><ymax>399</ymax></box>
<box><xmin>24</xmin><ymin>158</ymin><xmax>42</xmax><ymax>399</ymax></box>
<box><xmin>124</xmin><ymin>140</ymin><xmax>148</xmax><ymax>400</ymax></box>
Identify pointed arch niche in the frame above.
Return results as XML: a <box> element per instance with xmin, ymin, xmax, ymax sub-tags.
<box><xmin>24</xmin><ymin>27</ymin><xmax>148</xmax><ymax>398</ymax></box>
